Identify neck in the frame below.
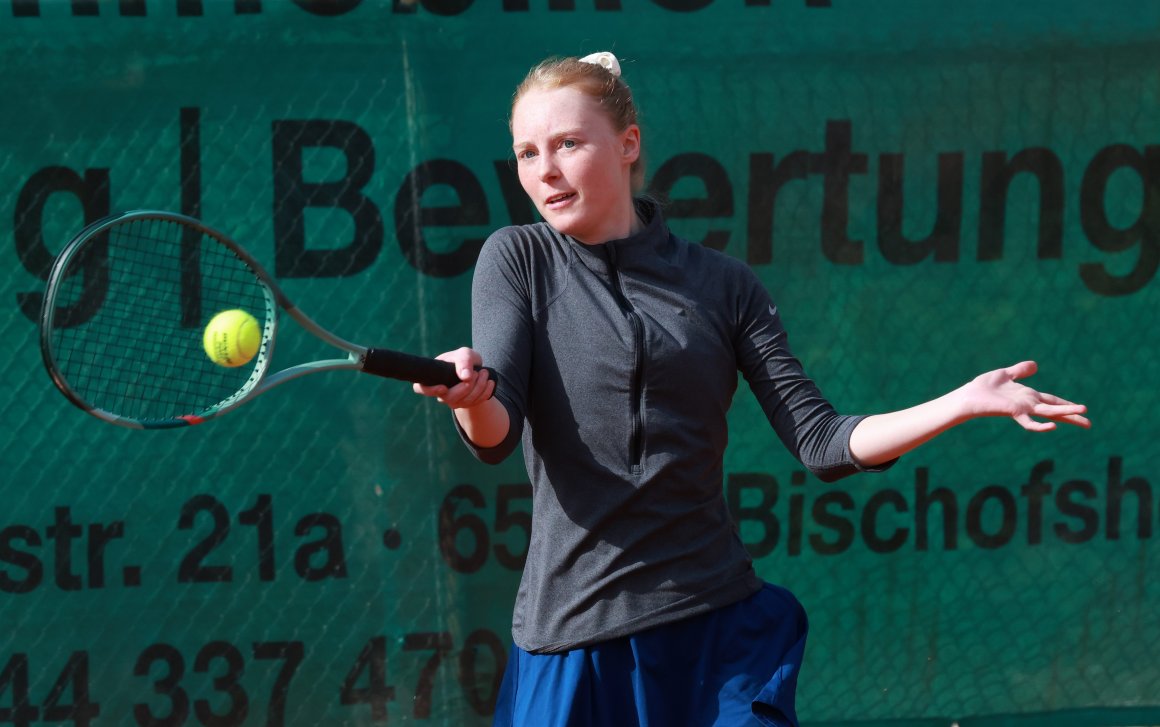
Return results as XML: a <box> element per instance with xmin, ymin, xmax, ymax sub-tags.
<box><xmin>568</xmin><ymin>195</ymin><xmax>644</xmax><ymax>246</ymax></box>
<box><xmin>587</xmin><ymin>197</ymin><xmax>642</xmax><ymax>245</ymax></box>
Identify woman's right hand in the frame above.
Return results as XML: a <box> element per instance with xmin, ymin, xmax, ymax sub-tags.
<box><xmin>413</xmin><ymin>347</ymin><xmax>496</xmax><ymax>410</ymax></box>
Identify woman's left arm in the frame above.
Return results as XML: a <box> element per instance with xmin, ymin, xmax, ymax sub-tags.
<box><xmin>848</xmin><ymin>360</ymin><xmax>1091</xmax><ymax>468</ymax></box>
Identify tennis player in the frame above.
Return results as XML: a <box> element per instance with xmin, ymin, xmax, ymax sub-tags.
<box><xmin>414</xmin><ymin>52</ymin><xmax>1090</xmax><ymax>727</ymax></box>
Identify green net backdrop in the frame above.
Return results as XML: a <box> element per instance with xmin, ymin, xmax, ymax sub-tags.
<box><xmin>1</xmin><ymin>1</ymin><xmax>1157</xmax><ymax>725</ymax></box>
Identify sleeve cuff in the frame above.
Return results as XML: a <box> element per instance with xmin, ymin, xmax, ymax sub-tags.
<box><xmin>451</xmin><ymin>397</ymin><xmax>522</xmax><ymax>466</ymax></box>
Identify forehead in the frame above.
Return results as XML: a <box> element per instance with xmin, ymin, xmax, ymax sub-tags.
<box><xmin>511</xmin><ymin>86</ymin><xmax>613</xmax><ymax>140</ymax></box>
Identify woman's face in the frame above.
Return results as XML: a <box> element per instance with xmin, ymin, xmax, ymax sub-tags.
<box><xmin>511</xmin><ymin>85</ymin><xmax>640</xmax><ymax>244</ymax></box>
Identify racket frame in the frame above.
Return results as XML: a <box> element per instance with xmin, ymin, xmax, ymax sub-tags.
<box><xmin>40</xmin><ymin>210</ymin><xmax>458</xmax><ymax>429</ymax></box>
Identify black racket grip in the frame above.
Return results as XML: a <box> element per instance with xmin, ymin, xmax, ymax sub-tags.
<box><xmin>363</xmin><ymin>348</ymin><xmax>499</xmax><ymax>393</ymax></box>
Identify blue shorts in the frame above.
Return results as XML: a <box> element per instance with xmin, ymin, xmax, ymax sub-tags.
<box><xmin>492</xmin><ymin>582</ymin><xmax>809</xmax><ymax>727</ymax></box>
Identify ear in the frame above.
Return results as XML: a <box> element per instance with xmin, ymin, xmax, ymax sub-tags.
<box><xmin>620</xmin><ymin>125</ymin><xmax>641</xmax><ymax>164</ymax></box>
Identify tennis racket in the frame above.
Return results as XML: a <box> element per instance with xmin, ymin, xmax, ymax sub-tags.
<box><xmin>39</xmin><ymin>210</ymin><xmax>495</xmax><ymax>429</ymax></box>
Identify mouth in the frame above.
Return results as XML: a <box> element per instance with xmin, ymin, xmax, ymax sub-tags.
<box><xmin>544</xmin><ymin>192</ymin><xmax>576</xmax><ymax>208</ymax></box>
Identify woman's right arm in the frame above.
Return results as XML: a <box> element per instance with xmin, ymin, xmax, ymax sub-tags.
<box><xmin>412</xmin><ymin>346</ymin><xmax>510</xmax><ymax>449</ymax></box>
<box><xmin>413</xmin><ymin>228</ymin><xmax>533</xmax><ymax>462</ymax></box>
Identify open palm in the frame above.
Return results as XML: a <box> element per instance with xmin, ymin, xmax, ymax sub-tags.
<box><xmin>962</xmin><ymin>361</ymin><xmax>1090</xmax><ymax>431</ymax></box>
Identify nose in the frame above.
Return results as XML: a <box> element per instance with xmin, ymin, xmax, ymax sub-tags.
<box><xmin>535</xmin><ymin>153</ymin><xmax>559</xmax><ymax>183</ymax></box>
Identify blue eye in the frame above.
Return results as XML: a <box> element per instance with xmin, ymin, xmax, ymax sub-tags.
<box><xmin>517</xmin><ymin>149</ymin><xmax>537</xmax><ymax>161</ymax></box>
<box><xmin>561</xmin><ymin>139</ymin><xmax>576</xmax><ymax>149</ymax></box>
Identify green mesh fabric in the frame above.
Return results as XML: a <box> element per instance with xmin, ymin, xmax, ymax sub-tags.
<box><xmin>1</xmin><ymin>2</ymin><xmax>1156</xmax><ymax>724</ymax></box>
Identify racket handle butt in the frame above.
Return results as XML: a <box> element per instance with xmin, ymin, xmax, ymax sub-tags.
<box><xmin>363</xmin><ymin>348</ymin><xmax>498</xmax><ymax>394</ymax></box>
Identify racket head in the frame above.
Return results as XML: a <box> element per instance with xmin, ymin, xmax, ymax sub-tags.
<box><xmin>39</xmin><ymin>211</ymin><xmax>279</xmax><ymax>428</ymax></box>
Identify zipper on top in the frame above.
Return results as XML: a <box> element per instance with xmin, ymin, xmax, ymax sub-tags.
<box><xmin>606</xmin><ymin>244</ymin><xmax>645</xmax><ymax>475</ymax></box>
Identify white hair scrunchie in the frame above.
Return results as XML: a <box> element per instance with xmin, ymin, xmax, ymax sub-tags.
<box><xmin>579</xmin><ymin>51</ymin><xmax>621</xmax><ymax>77</ymax></box>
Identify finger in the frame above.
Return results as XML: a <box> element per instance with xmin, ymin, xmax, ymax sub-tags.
<box><xmin>1052</xmin><ymin>412</ymin><xmax>1092</xmax><ymax>429</ymax></box>
<box><xmin>1036</xmin><ymin>391</ymin><xmax>1085</xmax><ymax>408</ymax></box>
<box><xmin>1036</xmin><ymin>409</ymin><xmax>1092</xmax><ymax>428</ymax></box>
<box><xmin>413</xmin><ymin>382</ymin><xmax>449</xmax><ymax>399</ymax></box>
<box><xmin>453</xmin><ymin>380</ymin><xmax>484</xmax><ymax>406</ymax></box>
<box><xmin>450</xmin><ymin>356</ymin><xmax>474</xmax><ymax>382</ymax></box>
<box><xmin>1014</xmin><ymin>413</ymin><xmax>1055</xmax><ymax>432</ymax></box>
<box><xmin>1005</xmin><ymin>360</ymin><xmax>1038</xmax><ymax>380</ymax></box>
<box><xmin>454</xmin><ymin>375</ymin><xmax>487</xmax><ymax>403</ymax></box>
<box><xmin>462</xmin><ymin>369</ymin><xmax>495</xmax><ymax>405</ymax></box>
<box><xmin>1033</xmin><ymin>403</ymin><xmax>1088</xmax><ymax>419</ymax></box>
<box><xmin>442</xmin><ymin>368</ymin><xmax>493</xmax><ymax>407</ymax></box>
<box><xmin>436</xmin><ymin>348</ymin><xmax>479</xmax><ymax>382</ymax></box>
<box><xmin>448</xmin><ymin>361</ymin><xmax>474</xmax><ymax>383</ymax></box>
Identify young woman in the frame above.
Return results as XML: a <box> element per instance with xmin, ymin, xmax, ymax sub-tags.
<box><xmin>413</xmin><ymin>52</ymin><xmax>1090</xmax><ymax>727</ymax></box>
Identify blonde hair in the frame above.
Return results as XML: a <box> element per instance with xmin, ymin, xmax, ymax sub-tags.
<box><xmin>511</xmin><ymin>55</ymin><xmax>645</xmax><ymax>189</ymax></box>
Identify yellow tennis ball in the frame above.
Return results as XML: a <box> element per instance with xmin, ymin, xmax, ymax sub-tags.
<box><xmin>203</xmin><ymin>309</ymin><xmax>261</xmax><ymax>368</ymax></box>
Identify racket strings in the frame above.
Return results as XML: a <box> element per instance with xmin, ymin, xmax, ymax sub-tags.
<box><xmin>49</xmin><ymin>217</ymin><xmax>271</xmax><ymax>423</ymax></box>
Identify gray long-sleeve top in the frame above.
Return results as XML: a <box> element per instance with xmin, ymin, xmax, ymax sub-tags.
<box><xmin>458</xmin><ymin>199</ymin><xmax>889</xmax><ymax>653</ymax></box>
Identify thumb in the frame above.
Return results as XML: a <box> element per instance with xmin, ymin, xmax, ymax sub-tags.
<box><xmin>1005</xmin><ymin>360</ymin><xmax>1038</xmax><ymax>380</ymax></box>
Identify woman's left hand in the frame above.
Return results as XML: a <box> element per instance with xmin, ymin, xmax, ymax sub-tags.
<box><xmin>960</xmin><ymin>360</ymin><xmax>1091</xmax><ymax>431</ymax></box>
